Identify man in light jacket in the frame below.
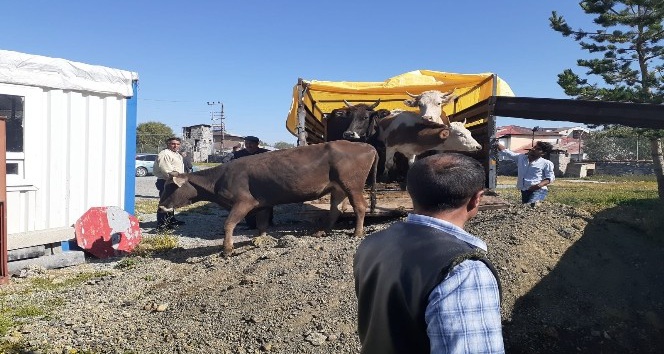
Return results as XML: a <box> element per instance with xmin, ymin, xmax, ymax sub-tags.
<box><xmin>153</xmin><ymin>137</ymin><xmax>185</xmax><ymax>230</ymax></box>
<box><xmin>498</xmin><ymin>141</ymin><xmax>555</xmax><ymax>205</ymax></box>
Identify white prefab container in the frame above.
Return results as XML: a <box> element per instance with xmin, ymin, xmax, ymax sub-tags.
<box><xmin>0</xmin><ymin>50</ymin><xmax>138</xmax><ymax>250</ymax></box>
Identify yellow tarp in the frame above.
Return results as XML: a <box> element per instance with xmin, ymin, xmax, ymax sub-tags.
<box><xmin>285</xmin><ymin>70</ymin><xmax>515</xmax><ymax>136</ymax></box>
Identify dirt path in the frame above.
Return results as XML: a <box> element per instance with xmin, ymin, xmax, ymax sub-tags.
<box><xmin>3</xmin><ymin>200</ymin><xmax>663</xmax><ymax>353</ymax></box>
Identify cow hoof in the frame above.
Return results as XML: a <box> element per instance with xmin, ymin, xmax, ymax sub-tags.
<box><xmin>312</xmin><ymin>230</ymin><xmax>326</xmax><ymax>238</ymax></box>
<box><xmin>353</xmin><ymin>231</ymin><xmax>365</xmax><ymax>238</ymax></box>
<box><xmin>222</xmin><ymin>247</ymin><xmax>234</xmax><ymax>257</ymax></box>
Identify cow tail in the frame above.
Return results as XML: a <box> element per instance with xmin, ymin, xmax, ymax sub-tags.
<box><xmin>369</xmin><ymin>148</ymin><xmax>378</xmax><ymax>213</ymax></box>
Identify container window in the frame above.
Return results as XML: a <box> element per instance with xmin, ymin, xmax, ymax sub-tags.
<box><xmin>1</xmin><ymin>94</ymin><xmax>24</xmax><ymax>153</ymax></box>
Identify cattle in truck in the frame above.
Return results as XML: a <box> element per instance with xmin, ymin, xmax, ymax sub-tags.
<box><xmin>342</xmin><ymin>102</ymin><xmax>481</xmax><ymax>180</ymax></box>
<box><xmin>403</xmin><ymin>90</ymin><xmax>456</xmax><ymax>125</ymax></box>
<box><xmin>376</xmin><ymin>115</ymin><xmax>482</xmax><ymax>177</ymax></box>
<box><xmin>325</xmin><ymin>100</ymin><xmax>381</xmax><ymax>142</ymax></box>
<box><xmin>158</xmin><ymin>140</ymin><xmax>379</xmax><ymax>256</ymax></box>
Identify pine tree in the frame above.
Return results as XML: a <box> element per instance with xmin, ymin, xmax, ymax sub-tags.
<box><xmin>550</xmin><ymin>0</ymin><xmax>664</xmax><ymax>199</ymax></box>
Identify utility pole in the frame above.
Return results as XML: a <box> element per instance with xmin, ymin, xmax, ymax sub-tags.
<box><xmin>531</xmin><ymin>126</ymin><xmax>540</xmax><ymax>147</ymax></box>
<box><xmin>207</xmin><ymin>101</ymin><xmax>225</xmax><ymax>153</ymax></box>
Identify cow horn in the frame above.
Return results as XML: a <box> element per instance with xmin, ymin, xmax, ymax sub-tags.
<box><xmin>405</xmin><ymin>91</ymin><xmax>418</xmax><ymax>98</ymax></box>
<box><xmin>369</xmin><ymin>99</ymin><xmax>381</xmax><ymax>109</ymax></box>
<box><xmin>343</xmin><ymin>100</ymin><xmax>353</xmax><ymax>107</ymax></box>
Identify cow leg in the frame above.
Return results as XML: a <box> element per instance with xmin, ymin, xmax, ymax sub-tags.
<box><xmin>223</xmin><ymin>202</ymin><xmax>256</xmax><ymax>256</ymax></box>
<box><xmin>407</xmin><ymin>154</ymin><xmax>417</xmax><ymax>165</ymax></box>
<box><xmin>345</xmin><ymin>189</ymin><xmax>368</xmax><ymax>237</ymax></box>
<box><xmin>254</xmin><ymin>207</ymin><xmax>271</xmax><ymax>237</ymax></box>
<box><xmin>384</xmin><ymin>147</ymin><xmax>397</xmax><ymax>174</ymax></box>
<box><xmin>315</xmin><ymin>188</ymin><xmax>346</xmax><ymax>237</ymax></box>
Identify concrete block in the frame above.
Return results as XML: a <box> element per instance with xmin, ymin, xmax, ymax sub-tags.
<box><xmin>8</xmin><ymin>251</ymin><xmax>86</xmax><ymax>276</ymax></box>
<box><xmin>8</xmin><ymin>245</ymin><xmax>46</xmax><ymax>261</ymax></box>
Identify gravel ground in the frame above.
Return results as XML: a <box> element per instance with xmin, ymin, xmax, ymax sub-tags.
<box><xmin>2</xmin><ymin>177</ymin><xmax>663</xmax><ymax>353</ymax></box>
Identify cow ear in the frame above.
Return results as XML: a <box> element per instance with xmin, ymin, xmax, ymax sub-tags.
<box><xmin>403</xmin><ymin>99</ymin><xmax>416</xmax><ymax>107</ymax></box>
<box><xmin>439</xmin><ymin>128</ymin><xmax>450</xmax><ymax>139</ymax></box>
<box><xmin>173</xmin><ymin>176</ymin><xmax>188</xmax><ymax>188</ymax></box>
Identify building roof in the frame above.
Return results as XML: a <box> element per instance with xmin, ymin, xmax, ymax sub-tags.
<box><xmin>497</xmin><ymin>125</ymin><xmax>590</xmax><ymax>154</ymax></box>
<box><xmin>496</xmin><ymin>125</ymin><xmax>565</xmax><ymax>138</ymax></box>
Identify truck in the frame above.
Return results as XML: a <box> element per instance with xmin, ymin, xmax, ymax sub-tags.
<box><xmin>285</xmin><ymin>70</ymin><xmax>664</xmax><ymax>191</ymax></box>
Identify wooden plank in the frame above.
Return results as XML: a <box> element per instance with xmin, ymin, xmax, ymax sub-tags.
<box><xmin>492</xmin><ymin>96</ymin><xmax>664</xmax><ymax>129</ymax></box>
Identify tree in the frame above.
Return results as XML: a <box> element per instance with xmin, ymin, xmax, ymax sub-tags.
<box><xmin>136</xmin><ymin>122</ymin><xmax>174</xmax><ymax>153</ymax></box>
<box><xmin>550</xmin><ymin>1</ymin><xmax>664</xmax><ymax>199</ymax></box>
<box><xmin>273</xmin><ymin>141</ymin><xmax>295</xmax><ymax>150</ymax></box>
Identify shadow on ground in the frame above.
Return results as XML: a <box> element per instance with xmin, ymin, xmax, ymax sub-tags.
<box><xmin>505</xmin><ymin>201</ymin><xmax>664</xmax><ymax>353</ymax></box>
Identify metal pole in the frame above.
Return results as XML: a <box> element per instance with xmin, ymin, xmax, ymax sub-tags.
<box><xmin>296</xmin><ymin>79</ymin><xmax>308</xmax><ymax>146</ymax></box>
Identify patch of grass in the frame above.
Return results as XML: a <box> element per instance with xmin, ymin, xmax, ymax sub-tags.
<box><xmin>0</xmin><ymin>313</ymin><xmax>13</xmax><ymax>336</ymax></box>
<box><xmin>115</xmin><ymin>257</ymin><xmax>140</xmax><ymax>270</ymax></box>
<box><xmin>26</xmin><ymin>271</ymin><xmax>113</xmax><ymax>291</ymax></box>
<box><xmin>194</xmin><ymin>162</ymin><xmax>220</xmax><ymax>168</ymax></box>
<box><xmin>497</xmin><ymin>174</ymin><xmax>662</xmax><ymax>241</ymax></box>
<box><xmin>583</xmin><ymin>174</ymin><xmax>657</xmax><ymax>183</ymax></box>
<box><xmin>135</xmin><ymin>199</ymin><xmax>159</xmax><ymax>216</ymax></box>
<box><xmin>0</xmin><ymin>303</ymin><xmax>48</xmax><ymax>337</ymax></box>
<box><xmin>497</xmin><ymin>175</ymin><xmax>659</xmax><ymax>212</ymax></box>
<box><xmin>132</xmin><ymin>234</ymin><xmax>179</xmax><ymax>256</ymax></box>
<box><xmin>0</xmin><ymin>339</ymin><xmax>26</xmax><ymax>353</ymax></box>
<box><xmin>177</xmin><ymin>201</ymin><xmax>214</xmax><ymax>213</ymax></box>
<box><xmin>135</xmin><ymin>199</ymin><xmax>214</xmax><ymax>217</ymax></box>
<box><xmin>12</xmin><ymin>305</ymin><xmax>44</xmax><ymax>318</ymax></box>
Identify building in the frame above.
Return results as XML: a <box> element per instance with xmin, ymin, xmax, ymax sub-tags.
<box><xmin>497</xmin><ymin>125</ymin><xmax>589</xmax><ymax>160</ymax></box>
<box><xmin>211</xmin><ymin>127</ymin><xmax>245</xmax><ymax>154</ymax></box>
<box><xmin>183</xmin><ymin>126</ymin><xmax>275</xmax><ymax>162</ymax></box>
<box><xmin>182</xmin><ymin>124</ymin><xmax>214</xmax><ymax>162</ymax></box>
<box><xmin>1</xmin><ymin>50</ymin><xmax>138</xmax><ymax>271</ymax></box>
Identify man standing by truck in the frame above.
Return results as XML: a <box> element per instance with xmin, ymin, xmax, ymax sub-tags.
<box><xmin>498</xmin><ymin>141</ymin><xmax>555</xmax><ymax>205</ymax></box>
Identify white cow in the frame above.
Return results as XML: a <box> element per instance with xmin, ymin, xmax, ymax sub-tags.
<box><xmin>404</xmin><ymin>90</ymin><xmax>456</xmax><ymax>124</ymax></box>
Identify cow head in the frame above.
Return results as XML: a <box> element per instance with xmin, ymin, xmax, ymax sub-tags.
<box><xmin>439</xmin><ymin>121</ymin><xmax>482</xmax><ymax>152</ymax></box>
<box><xmin>337</xmin><ymin>100</ymin><xmax>381</xmax><ymax>140</ymax></box>
<box><xmin>404</xmin><ymin>90</ymin><xmax>456</xmax><ymax>123</ymax></box>
<box><xmin>158</xmin><ymin>174</ymin><xmax>199</xmax><ymax>212</ymax></box>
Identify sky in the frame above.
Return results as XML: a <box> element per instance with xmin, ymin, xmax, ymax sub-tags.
<box><xmin>2</xmin><ymin>0</ymin><xmax>597</xmax><ymax>146</ymax></box>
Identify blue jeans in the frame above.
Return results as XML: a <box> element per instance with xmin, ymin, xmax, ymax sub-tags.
<box><xmin>521</xmin><ymin>189</ymin><xmax>548</xmax><ymax>204</ymax></box>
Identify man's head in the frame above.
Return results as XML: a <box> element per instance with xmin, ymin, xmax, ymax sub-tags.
<box><xmin>528</xmin><ymin>141</ymin><xmax>553</xmax><ymax>159</ymax></box>
<box><xmin>407</xmin><ymin>153</ymin><xmax>485</xmax><ymax>214</ymax></box>
<box><xmin>165</xmin><ymin>137</ymin><xmax>181</xmax><ymax>152</ymax></box>
<box><xmin>244</xmin><ymin>136</ymin><xmax>260</xmax><ymax>153</ymax></box>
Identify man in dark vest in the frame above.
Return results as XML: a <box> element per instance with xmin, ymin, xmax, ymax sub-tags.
<box><xmin>230</xmin><ymin>135</ymin><xmax>272</xmax><ymax>229</ymax></box>
<box><xmin>354</xmin><ymin>153</ymin><xmax>504</xmax><ymax>354</ymax></box>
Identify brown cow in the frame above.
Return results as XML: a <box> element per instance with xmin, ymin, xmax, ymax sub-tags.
<box><xmin>158</xmin><ymin>140</ymin><xmax>379</xmax><ymax>255</ymax></box>
<box><xmin>377</xmin><ymin>115</ymin><xmax>482</xmax><ymax>175</ymax></box>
